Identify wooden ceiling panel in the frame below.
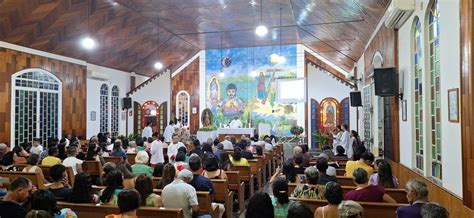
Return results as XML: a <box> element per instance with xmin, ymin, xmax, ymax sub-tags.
<box><xmin>0</xmin><ymin>0</ymin><xmax>389</xmax><ymax>76</ymax></box>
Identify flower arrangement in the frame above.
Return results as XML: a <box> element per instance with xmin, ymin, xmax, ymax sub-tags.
<box><xmin>198</xmin><ymin>126</ymin><xmax>217</xmax><ymax>131</ymax></box>
<box><xmin>290</xmin><ymin>126</ymin><xmax>304</xmax><ymax>136</ymax></box>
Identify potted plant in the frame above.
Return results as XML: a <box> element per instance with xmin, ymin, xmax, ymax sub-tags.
<box><xmin>313</xmin><ymin>131</ymin><xmax>328</xmax><ymax>147</ymax></box>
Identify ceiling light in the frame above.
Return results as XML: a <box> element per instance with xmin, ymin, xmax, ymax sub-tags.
<box><xmin>154</xmin><ymin>62</ymin><xmax>163</xmax><ymax>70</ymax></box>
<box><xmin>112</xmin><ymin>2</ymin><xmax>118</xmax><ymax>6</ymax></box>
<box><xmin>255</xmin><ymin>25</ymin><xmax>268</xmax><ymax>37</ymax></box>
<box><xmin>219</xmin><ymin>72</ymin><xmax>225</xmax><ymax>78</ymax></box>
<box><xmin>81</xmin><ymin>37</ymin><xmax>96</xmax><ymax>50</ymax></box>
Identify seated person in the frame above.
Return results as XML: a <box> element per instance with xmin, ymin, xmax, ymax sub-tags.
<box><xmin>229</xmin><ymin>147</ymin><xmax>249</xmax><ymax>167</ymax></box>
<box><xmin>202</xmin><ymin>154</ymin><xmax>227</xmax><ymax>180</ymax></box>
<box><xmin>153</xmin><ymin>163</ymin><xmax>165</xmax><ymax>177</ymax></box>
<box><xmin>344</xmin><ymin>168</ymin><xmax>396</xmax><ymax>203</ymax></box>
<box><xmin>314</xmin><ymin>181</ymin><xmax>343</xmax><ymax>218</ymax></box>
<box><xmin>245</xmin><ymin>192</ymin><xmax>274</xmax><ymax>218</ymax></box>
<box><xmin>240</xmin><ymin>141</ymin><xmax>255</xmax><ymax>160</ymax></box>
<box><xmin>48</xmin><ymin>164</ymin><xmax>73</xmax><ymax>200</ymax></box>
<box><xmin>338</xmin><ymin>200</ymin><xmax>364</xmax><ymax>218</ymax></box>
<box><xmin>291</xmin><ymin>166</ymin><xmax>325</xmax><ymax>199</ymax></box>
<box><xmin>30</xmin><ymin>189</ymin><xmax>77</xmax><ymax>217</ymax></box>
<box><xmin>396</xmin><ymin>179</ymin><xmax>429</xmax><ymax>218</ymax></box>
<box><xmin>106</xmin><ymin>189</ymin><xmax>141</xmax><ymax>218</ymax></box>
<box><xmin>162</xmin><ymin>169</ymin><xmax>200</xmax><ymax>218</ymax></box>
<box><xmin>99</xmin><ymin>171</ymin><xmax>124</xmax><ymax>205</ymax></box>
<box><xmin>41</xmin><ymin>146</ymin><xmax>62</xmax><ymax>166</ymax></box>
<box><xmin>287</xmin><ymin>201</ymin><xmax>312</xmax><ymax>218</ymax></box>
<box><xmin>255</xmin><ymin>145</ymin><xmax>265</xmax><ymax>159</ymax></box>
<box><xmin>369</xmin><ymin>159</ymin><xmax>399</xmax><ymax>188</ymax></box>
<box><xmin>316</xmin><ymin>157</ymin><xmax>337</xmax><ymax>185</ymax></box>
<box><xmin>110</xmin><ymin>140</ymin><xmax>127</xmax><ymax>160</ymax></box>
<box><xmin>135</xmin><ymin>174</ymin><xmax>162</xmax><ymax>207</ymax></box>
<box><xmin>22</xmin><ymin>154</ymin><xmax>48</xmax><ymax>184</ymax></box>
<box><xmin>67</xmin><ymin>172</ymin><xmax>99</xmax><ymax>204</ymax></box>
<box><xmin>131</xmin><ymin>151</ymin><xmax>153</xmax><ymax>176</ymax></box>
<box><xmin>334</xmin><ymin>146</ymin><xmax>348</xmax><ymax>160</ymax></box>
<box><xmin>174</xmin><ymin>151</ymin><xmax>189</xmax><ymax>171</ymax></box>
<box><xmin>345</xmin><ymin>151</ymin><xmax>374</xmax><ymax>177</ymax></box>
<box><xmin>0</xmin><ymin>177</ymin><xmax>32</xmax><ymax>218</ymax></box>
<box><xmin>272</xmin><ymin>177</ymin><xmax>291</xmax><ymax>218</ymax></box>
<box><xmin>318</xmin><ymin>153</ymin><xmax>337</xmax><ymax>176</ymax></box>
<box><xmin>62</xmin><ymin>146</ymin><xmax>83</xmax><ymax>175</ymax></box>
<box><xmin>293</xmin><ymin>154</ymin><xmax>306</xmax><ymax>175</ymax></box>
<box><xmin>420</xmin><ymin>203</ymin><xmax>449</xmax><ymax>218</ymax></box>
<box><xmin>156</xmin><ymin>163</ymin><xmax>176</xmax><ymax>189</ymax></box>
<box><xmin>287</xmin><ymin>145</ymin><xmax>310</xmax><ymax>167</ymax></box>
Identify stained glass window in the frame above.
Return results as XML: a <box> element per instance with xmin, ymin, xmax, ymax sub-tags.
<box><xmin>159</xmin><ymin>102</ymin><xmax>168</xmax><ymax>135</ymax></box>
<box><xmin>13</xmin><ymin>70</ymin><xmax>61</xmax><ymax>147</ymax></box>
<box><xmin>429</xmin><ymin>0</ymin><xmax>442</xmax><ymax>179</ymax></box>
<box><xmin>111</xmin><ymin>86</ymin><xmax>119</xmax><ymax>137</ymax></box>
<box><xmin>311</xmin><ymin>99</ymin><xmax>318</xmax><ymax>149</ymax></box>
<box><xmin>363</xmin><ymin>86</ymin><xmax>372</xmax><ymax>149</ymax></box>
<box><xmin>414</xmin><ymin>18</ymin><xmax>424</xmax><ymax>172</ymax></box>
<box><xmin>176</xmin><ymin>91</ymin><xmax>190</xmax><ymax>127</ymax></box>
<box><xmin>100</xmin><ymin>84</ymin><xmax>109</xmax><ymax>133</ymax></box>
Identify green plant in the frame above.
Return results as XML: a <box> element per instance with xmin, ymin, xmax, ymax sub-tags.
<box><xmin>198</xmin><ymin>126</ymin><xmax>217</xmax><ymax>131</ymax></box>
<box><xmin>290</xmin><ymin>126</ymin><xmax>304</xmax><ymax>136</ymax></box>
<box><xmin>313</xmin><ymin>131</ymin><xmax>328</xmax><ymax>146</ymax></box>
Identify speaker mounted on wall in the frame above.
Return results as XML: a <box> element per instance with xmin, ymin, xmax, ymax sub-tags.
<box><xmin>374</xmin><ymin>67</ymin><xmax>400</xmax><ymax>98</ymax></box>
<box><xmin>350</xmin><ymin>91</ymin><xmax>362</xmax><ymax>107</ymax></box>
<box><xmin>122</xmin><ymin>97</ymin><xmax>132</xmax><ymax>110</ymax></box>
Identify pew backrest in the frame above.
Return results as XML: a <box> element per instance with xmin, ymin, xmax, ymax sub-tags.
<box><xmin>82</xmin><ymin>161</ymin><xmax>103</xmax><ymax>177</ymax></box>
<box><xmin>0</xmin><ymin>171</ymin><xmax>45</xmax><ymax>189</ymax></box>
<box><xmin>126</xmin><ymin>153</ymin><xmax>137</xmax><ymax>165</ymax></box>
<box><xmin>39</xmin><ymin>165</ymin><xmax>75</xmax><ymax>186</ymax></box>
<box><xmin>103</xmin><ymin>156</ymin><xmax>123</xmax><ymax>164</ymax></box>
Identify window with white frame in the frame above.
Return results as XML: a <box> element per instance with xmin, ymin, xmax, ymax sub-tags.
<box><xmin>11</xmin><ymin>69</ymin><xmax>62</xmax><ymax>147</ymax></box>
<box><xmin>176</xmin><ymin>91</ymin><xmax>190</xmax><ymax>127</ymax></box>
<box><xmin>100</xmin><ymin>84</ymin><xmax>109</xmax><ymax>133</ymax></box>
<box><xmin>111</xmin><ymin>86</ymin><xmax>119</xmax><ymax>137</ymax></box>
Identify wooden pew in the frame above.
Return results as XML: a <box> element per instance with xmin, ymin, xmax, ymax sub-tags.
<box><xmin>82</xmin><ymin>161</ymin><xmax>103</xmax><ymax>177</ymax></box>
<box><xmin>0</xmin><ymin>171</ymin><xmax>46</xmax><ymax>189</ymax></box>
<box><xmin>232</xmin><ymin>166</ymin><xmax>255</xmax><ymax>198</ymax></box>
<box><xmin>126</xmin><ymin>153</ymin><xmax>137</xmax><ymax>165</ymax></box>
<box><xmin>151</xmin><ymin>176</ymin><xmax>162</xmax><ymax>188</ymax></box>
<box><xmin>57</xmin><ymin>202</ymin><xmax>183</xmax><ymax>218</ymax></box>
<box><xmin>103</xmin><ymin>156</ymin><xmax>123</xmax><ymax>164</ymax></box>
<box><xmin>211</xmin><ymin>179</ymin><xmax>234</xmax><ymax>218</ymax></box>
<box><xmin>287</xmin><ymin>183</ymin><xmax>408</xmax><ymax>204</ymax></box>
<box><xmin>247</xmin><ymin>159</ymin><xmax>262</xmax><ymax>191</ymax></box>
<box><xmin>39</xmin><ymin>165</ymin><xmax>75</xmax><ymax>186</ymax></box>
<box><xmin>337</xmin><ymin>176</ymin><xmax>355</xmax><ymax>186</ymax></box>
<box><xmin>226</xmin><ymin>171</ymin><xmax>245</xmax><ymax>213</ymax></box>
<box><xmin>290</xmin><ymin>197</ymin><xmax>407</xmax><ymax>218</ymax></box>
<box><xmin>336</xmin><ymin>169</ymin><xmax>345</xmax><ymax>176</ymax></box>
<box><xmin>254</xmin><ymin>156</ymin><xmax>267</xmax><ymax>185</ymax></box>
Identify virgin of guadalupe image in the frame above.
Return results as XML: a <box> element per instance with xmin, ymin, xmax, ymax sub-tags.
<box><xmin>324</xmin><ymin>104</ymin><xmax>335</xmax><ymax>127</ymax></box>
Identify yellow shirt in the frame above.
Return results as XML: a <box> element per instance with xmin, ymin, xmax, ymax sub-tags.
<box><xmin>41</xmin><ymin>156</ymin><xmax>62</xmax><ymax>166</ymax></box>
<box><xmin>229</xmin><ymin>156</ymin><xmax>249</xmax><ymax>166</ymax></box>
<box><xmin>344</xmin><ymin>160</ymin><xmax>373</xmax><ymax>177</ymax></box>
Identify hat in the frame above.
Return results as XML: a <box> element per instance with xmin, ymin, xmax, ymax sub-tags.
<box><xmin>338</xmin><ymin>200</ymin><xmax>364</xmax><ymax>217</ymax></box>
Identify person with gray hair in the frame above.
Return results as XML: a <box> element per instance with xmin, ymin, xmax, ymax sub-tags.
<box><xmin>0</xmin><ymin>143</ymin><xmax>8</xmax><ymax>159</ymax></box>
<box><xmin>291</xmin><ymin>166</ymin><xmax>325</xmax><ymax>199</ymax></box>
<box><xmin>161</xmin><ymin>169</ymin><xmax>200</xmax><ymax>218</ymax></box>
<box><xmin>421</xmin><ymin>203</ymin><xmax>449</xmax><ymax>218</ymax></box>
<box><xmin>396</xmin><ymin>179</ymin><xmax>430</xmax><ymax>217</ymax></box>
<box><xmin>344</xmin><ymin>168</ymin><xmax>396</xmax><ymax>203</ymax></box>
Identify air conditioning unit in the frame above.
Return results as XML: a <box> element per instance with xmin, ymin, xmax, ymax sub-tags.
<box><xmin>87</xmin><ymin>70</ymin><xmax>110</xmax><ymax>81</ymax></box>
<box><xmin>384</xmin><ymin>0</ymin><xmax>415</xmax><ymax>29</ymax></box>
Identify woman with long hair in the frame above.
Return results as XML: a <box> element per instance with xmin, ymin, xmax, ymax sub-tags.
<box><xmin>99</xmin><ymin>171</ymin><xmax>123</xmax><ymax>205</ymax></box>
<box><xmin>134</xmin><ymin>174</ymin><xmax>162</xmax><ymax>207</ymax></box>
<box><xmin>369</xmin><ymin>159</ymin><xmax>399</xmax><ymax>188</ymax></box>
<box><xmin>272</xmin><ymin>177</ymin><xmax>291</xmax><ymax>218</ymax></box>
<box><xmin>117</xmin><ymin>162</ymin><xmax>135</xmax><ymax>189</ymax></box>
<box><xmin>202</xmin><ymin>153</ymin><xmax>227</xmax><ymax>180</ymax></box>
<box><xmin>30</xmin><ymin>189</ymin><xmax>77</xmax><ymax>217</ymax></box>
<box><xmin>22</xmin><ymin>154</ymin><xmax>48</xmax><ymax>184</ymax></box>
<box><xmin>156</xmin><ymin>163</ymin><xmax>176</xmax><ymax>189</ymax></box>
<box><xmin>229</xmin><ymin>147</ymin><xmax>249</xmax><ymax>166</ymax></box>
<box><xmin>67</xmin><ymin>173</ymin><xmax>98</xmax><ymax>204</ymax></box>
<box><xmin>245</xmin><ymin>192</ymin><xmax>274</xmax><ymax>218</ymax></box>
<box><xmin>218</xmin><ymin>152</ymin><xmax>233</xmax><ymax>171</ymax></box>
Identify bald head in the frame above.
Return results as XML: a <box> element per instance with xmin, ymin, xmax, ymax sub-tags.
<box><xmin>293</xmin><ymin>146</ymin><xmax>303</xmax><ymax>155</ymax></box>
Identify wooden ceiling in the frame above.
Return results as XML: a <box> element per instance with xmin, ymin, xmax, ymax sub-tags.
<box><xmin>0</xmin><ymin>0</ymin><xmax>389</xmax><ymax>76</ymax></box>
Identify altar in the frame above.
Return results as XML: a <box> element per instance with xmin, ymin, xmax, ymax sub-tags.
<box><xmin>217</xmin><ymin>128</ymin><xmax>255</xmax><ymax>140</ymax></box>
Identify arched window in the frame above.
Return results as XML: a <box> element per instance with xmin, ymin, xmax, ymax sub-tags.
<box><xmin>413</xmin><ymin>17</ymin><xmax>424</xmax><ymax>172</ymax></box>
<box><xmin>111</xmin><ymin>86</ymin><xmax>119</xmax><ymax>137</ymax></box>
<box><xmin>428</xmin><ymin>0</ymin><xmax>441</xmax><ymax>179</ymax></box>
<box><xmin>100</xmin><ymin>84</ymin><xmax>109</xmax><ymax>133</ymax></box>
<box><xmin>11</xmin><ymin>69</ymin><xmax>62</xmax><ymax>147</ymax></box>
<box><xmin>176</xmin><ymin>91</ymin><xmax>190</xmax><ymax>127</ymax></box>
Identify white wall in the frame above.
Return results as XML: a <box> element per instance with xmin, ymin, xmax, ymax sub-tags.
<box><xmin>127</xmin><ymin>70</ymin><xmax>171</xmax><ymax>134</ymax></box>
<box><xmin>306</xmin><ymin>63</ymin><xmax>357</xmax><ymax>146</ymax></box>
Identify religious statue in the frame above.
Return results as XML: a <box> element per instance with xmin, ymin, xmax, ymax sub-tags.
<box><xmin>201</xmin><ymin>108</ymin><xmax>214</xmax><ymax>127</ymax></box>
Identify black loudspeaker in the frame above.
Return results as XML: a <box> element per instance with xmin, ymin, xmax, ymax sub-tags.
<box><xmin>374</xmin><ymin>67</ymin><xmax>399</xmax><ymax>97</ymax></box>
<box><xmin>122</xmin><ymin>97</ymin><xmax>132</xmax><ymax>109</ymax></box>
<box><xmin>350</xmin><ymin>91</ymin><xmax>362</xmax><ymax>107</ymax></box>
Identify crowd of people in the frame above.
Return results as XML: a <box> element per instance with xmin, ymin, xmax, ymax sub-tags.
<box><xmin>0</xmin><ymin>125</ymin><xmax>451</xmax><ymax>218</ymax></box>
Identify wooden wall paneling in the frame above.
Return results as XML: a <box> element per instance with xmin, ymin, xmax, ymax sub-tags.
<box><xmin>0</xmin><ymin>48</ymin><xmax>87</xmax><ymax>145</ymax></box>
<box><xmin>392</xmin><ymin>162</ymin><xmax>474</xmax><ymax>217</ymax></box>
<box><xmin>460</xmin><ymin>0</ymin><xmax>474</xmax><ymax>209</ymax></box>
<box><xmin>171</xmin><ymin>59</ymin><xmax>200</xmax><ymax>134</ymax></box>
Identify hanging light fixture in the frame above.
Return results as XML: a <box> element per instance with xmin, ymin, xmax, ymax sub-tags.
<box><xmin>255</xmin><ymin>0</ymin><xmax>268</xmax><ymax>37</ymax></box>
<box><xmin>154</xmin><ymin>7</ymin><xmax>163</xmax><ymax>70</ymax></box>
<box><xmin>81</xmin><ymin>0</ymin><xmax>97</xmax><ymax>50</ymax></box>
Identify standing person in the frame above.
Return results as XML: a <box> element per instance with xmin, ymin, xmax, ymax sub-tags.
<box><xmin>167</xmin><ymin>135</ymin><xmax>185</xmax><ymax>162</ymax></box>
<box><xmin>164</xmin><ymin>121</ymin><xmax>175</xmax><ymax>143</ymax></box>
<box><xmin>161</xmin><ymin>169</ymin><xmax>200</xmax><ymax>218</ymax></box>
<box><xmin>0</xmin><ymin>177</ymin><xmax>32</xmax><ymax>218</ymax></box>
<box><xmin>30</xmin><ymin>138</ymin><xmax>43</xmax><ymax>155</ymax></box>
<box><xmin>396</xmin><ymin>179</ymin><xmax>430</xmax><ymax>218</ymax></box>
<box><xmin>142</xmin><ymin>122</ymin><xmax>153</xmax><ymax>138</ymax></box>
<box><xmin>150</xmin><ymin>133</ymin><xmax>164</xmax><ymax>167</ymax></box>
<box><xmin>340</xmin><ymin>124</ymin><xmax>352</xmax><ymax>159</ymax></box>
<box><xmin>331</xmin><ymin>125</ymin><xmax>342</xmax><ymax>154</ymax></box>
<box><xmin>229</xmin><ymin>116</ymin><xmax>243</xmax><ymax>128</ymax></box>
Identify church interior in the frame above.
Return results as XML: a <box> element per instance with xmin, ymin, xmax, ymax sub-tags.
<box><xmin>0</xmin><ymin>0</ymin><xmax>473</xmax><ymax>217</ymax></box>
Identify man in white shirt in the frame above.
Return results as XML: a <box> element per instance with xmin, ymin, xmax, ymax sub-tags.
<box><xmin>62</xmin><ymin>146</ymin><xmax>83</xmax><ymax>175</ymax></box>
<box><xmin>164</xmin><ymin>121</ymin><xmax>175</xmax><ymax>143</ymax></box>
<box><xmin>142</xmin><ymin>122</ymin><xmax>153</xmax><ymax>138</ymax></box>
<box><xmin>29</xmin><ymin>138</ymin><xmax>43</xmax><ymax>155</ymax></box>
<box><xmin>332</xmin><ymin>126</ymin><xmax>343</xmax><ymax>154</ymax></box>
<box><xmin>150</xmin><ymin>133</ymin><xmax>164</xmax><ymax>167</ymax></box>
<box><xmin>340</xmin><ymin>124</ymin><xmax>353</xmax><ymax>158</ymax></box>
<box><xmin>221</xmin><ymin>135</ymin><xmax>233</xmax><ymax>150</ymax></box>
<box><xmin>162</xmin><ymin>169</ymin><xmax>199</xmax><ymax>218</ymax></box>
<box><xmin>264</xmin><ymin>137</ymin><xmax>273</xmax><ymax>151</ymax></box>
<box><xmin>229</xmin><ymin>116</ymin><xmax>243</xmax><ymax>128</ymax></box>
<box><xmin>167</xmin><ymin>135</ymin><xmax>185</xmax><ymax>162</ymax></box>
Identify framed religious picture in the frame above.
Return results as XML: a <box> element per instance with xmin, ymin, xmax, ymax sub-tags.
<box><xmin>90</xmin><ymin>111</ymin><xmax>96</xmax><ymax>121</ymax></box>
<box><xmin>448</xmin><ymin>88</ymin><xmax>459</xmax><ymax>123</ymax></box>
<box><xmin>402</xmin><ymin>100</ymin><xmax>407</xmax><ymax>121</ymax></box>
